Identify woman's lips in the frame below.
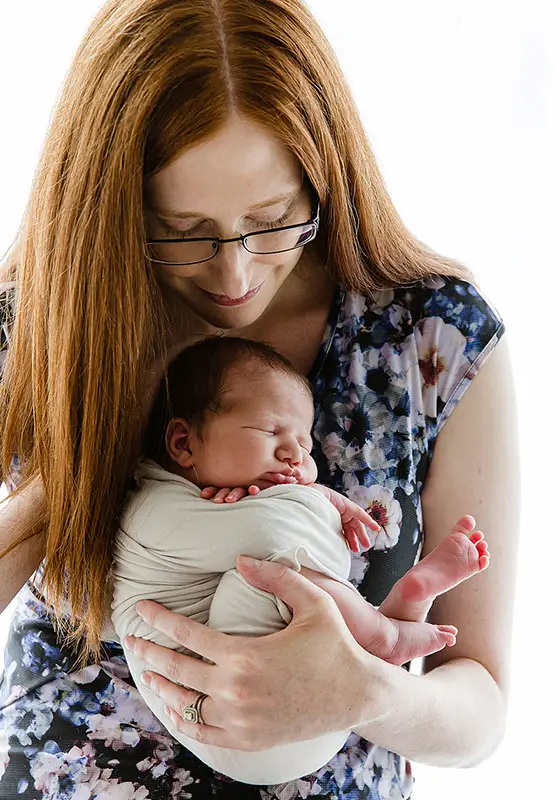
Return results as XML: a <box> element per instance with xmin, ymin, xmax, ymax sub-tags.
<box><xmin>200</xmin><ymin>283</ymin><xmax>263</xmax><ymax>307</ymax></box>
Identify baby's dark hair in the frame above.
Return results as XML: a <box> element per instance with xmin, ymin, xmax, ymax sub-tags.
<box><xmin>145</xmin><ymin>336</ymin><xmax>312</xmax><ymax>461</ymax></box>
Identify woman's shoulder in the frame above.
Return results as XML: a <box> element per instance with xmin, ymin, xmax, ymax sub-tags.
<box><xmin>343</xmin><ymin>275</ymin><xmax>503</xmax><ymax>336</ymax></box>
<box><xmin>338</xmin><ymin>275</ymin><xmax>504</xmax><ymax>367</ymax></box>
<box><xmin>329</xmin><ymin>275</ymin><xmax>505</xmax><ymax>438</ymax></box>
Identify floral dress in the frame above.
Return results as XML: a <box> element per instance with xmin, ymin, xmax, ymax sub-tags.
<box><xmin>0</xmin><ymin>276</ymin><xmax>504</xmax><ymax>799</ymax></box>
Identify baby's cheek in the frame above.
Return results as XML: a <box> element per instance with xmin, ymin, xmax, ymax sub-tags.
<box><xmin>300</xmin><ymin>454</ymin><xmax>318</xmax><ymax>484</ymax></box>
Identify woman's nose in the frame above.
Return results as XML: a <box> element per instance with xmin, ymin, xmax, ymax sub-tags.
<box><xmin>211</xmin><ymin>242</ymin><xmax>252</xmax><ymax>298</ymax></box>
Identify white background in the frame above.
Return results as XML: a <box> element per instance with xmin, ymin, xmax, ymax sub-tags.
<box><xmin>1</xmin><ymin>1</ymin><xmax>558</xmax><ymax>798</ymax></box>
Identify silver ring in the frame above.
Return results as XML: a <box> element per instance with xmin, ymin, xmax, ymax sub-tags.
<box><xmin>181</xmin><ymin>692</ymin><xmax>208</xmax><ymax>725</ymax></box>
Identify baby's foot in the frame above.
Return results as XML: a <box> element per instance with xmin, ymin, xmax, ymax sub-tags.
<box><xmin>363</xmin><ymin>617</ymin><xmax>459</xmax><ymax>666</ymax></box>
<box><xmin>378</xmin><ymin>515</ymin><xmax>489</xmax><ymax>623</ymax></box>
<box><xmin>298</xmin><ymin>568</ymin><xmax>459</xmax><ymax>665</ymax></box>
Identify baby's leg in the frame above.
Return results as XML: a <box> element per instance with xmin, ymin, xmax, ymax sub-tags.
<box><xmin>300</xmin><ymin>569</ymin><xmax>457</xmax><ymax>666</ymax></box>
<box><xmin>378</xmin><ymin>515</ymin><xmax>489</xmax><ymax>623</ymax></box>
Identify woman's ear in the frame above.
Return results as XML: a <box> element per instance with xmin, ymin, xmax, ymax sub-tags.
<box><xmin>166</xmin><ymin>418</ymin><xmax>195</xmax><ymax>468</ymax></box>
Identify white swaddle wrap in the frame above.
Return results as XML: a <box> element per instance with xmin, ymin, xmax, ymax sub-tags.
<box><xmin>111</xmin><ymin>459</ymin><xmax>361</xmax><ymax>784</ymax></box>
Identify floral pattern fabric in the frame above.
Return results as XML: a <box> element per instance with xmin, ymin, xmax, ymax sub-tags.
<box><xmin>0</xmin><ymin>276</ymin><xmax>504</xmax><ymax>799</ymax></box>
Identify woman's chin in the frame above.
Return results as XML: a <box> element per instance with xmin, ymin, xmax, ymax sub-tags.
<box><xmin>185</xmin><ymin>290</ymin><xmax>270</xmax><ymax>332</ymax></box>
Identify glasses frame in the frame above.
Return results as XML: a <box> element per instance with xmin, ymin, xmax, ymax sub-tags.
<box><xmin>146</xmin><ymin>202</ymin><xmax>321</xmax><ymax>266</ymax></box>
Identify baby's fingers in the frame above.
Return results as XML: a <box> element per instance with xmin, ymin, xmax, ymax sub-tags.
<box><xmin>342</xmin><ymin>521</ymin><xmax>371</xmax><ymax>552</ymax></box>
<box><xmin>358</xmin><ymin>510</ymin><xmax>380</xmax><ymax>532</ymax></box>
<box><xmin>212</xmin><ymin>487</ymin><xmax>250</xmax><ymax>503</ymax></box>
<box><xmin>342</xmin><ymin>523</ymin><xmax>360</xmax><ymax>553</ymax></box>
<box><xmin>270</xmin><ymin>473</ymin><xmax>298</xmax><ymax>484</ymax></box>
<box><xmin>355</xmin><ymin>521</ymin><xmax>372</xmax><ymax>549</ymax></box>
<box><xmin>224</xmin><ymin>487</ymin><xmax>249</xmax><ymax>503</ymax></box>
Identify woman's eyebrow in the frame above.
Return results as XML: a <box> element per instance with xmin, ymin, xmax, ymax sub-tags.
<box><xmin>149</xmin><ymin>190</ymin><xmax>300</xmax><ymax>221</ymax></box>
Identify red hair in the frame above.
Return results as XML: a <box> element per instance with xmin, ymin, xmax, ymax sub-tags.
<box><xmin>0</xmin><ymin>0</ymin><xmax>469</xmax><ymax>660</ymax></box>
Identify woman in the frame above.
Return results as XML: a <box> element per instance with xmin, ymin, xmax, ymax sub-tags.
<box><xmin>0</xmin><ymin>1</ymin><xmax>519</xmax><ymax>798</ymax></box>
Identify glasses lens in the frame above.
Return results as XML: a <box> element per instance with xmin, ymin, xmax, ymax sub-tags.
<box><xmin>148</xmin><ymin>239</ymin><xmax>218</xmax><ymax>265</ymax></box>
<box><xmin>245</xmin><ymin>223</ymin><xmax>317</xmax><ymax>255</ymax></box>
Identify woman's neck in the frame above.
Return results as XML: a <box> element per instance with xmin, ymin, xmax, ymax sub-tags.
<box><xmin>160</xmin><ymin>251</ymin><xmax>337</xmax><ymax>369</ymax></box>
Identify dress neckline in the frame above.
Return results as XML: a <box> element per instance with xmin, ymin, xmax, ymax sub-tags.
<box><xmin>306</xmin><ymin>284</ymin><xmax>345</xmax><ymax>385</ymax></box>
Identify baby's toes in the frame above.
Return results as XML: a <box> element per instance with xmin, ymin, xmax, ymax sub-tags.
<box><xmin>475</xmin><ymin>539</ymin><xmax>488</xmax><ymax>555</ymax></box>
<box><xmin>474</xmin><ymin>537</ymin><xmax>490</xmax><ymax>569</ymax></box>
<box><xmin>453</xmin><ymin>514</ymin><xmax>476</xmax><ymax>536</ymax></box>
<box><xmin>436</xmin><ymin>624</ymin><xmax>458</xmax><ymax>647</ymax></box>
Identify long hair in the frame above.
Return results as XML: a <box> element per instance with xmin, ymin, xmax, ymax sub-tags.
<box><xmin>0</xmin><ymin>0</ymin><xmax>470</xmax><ymax>660</ymax></box>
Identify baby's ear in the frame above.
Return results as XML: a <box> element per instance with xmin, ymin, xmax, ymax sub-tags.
<box><xmin>166</xmin><ymin>418</ymin><xmax>195</xmax><ymax>468</ymax></box>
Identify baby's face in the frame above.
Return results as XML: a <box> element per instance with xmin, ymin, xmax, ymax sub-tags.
<box><xmin>184</xmin><ymin>369</ymin><xmax>317</xmax><ymax>489</ymax></box>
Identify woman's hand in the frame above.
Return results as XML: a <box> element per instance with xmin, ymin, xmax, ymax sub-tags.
<box><xmin>124</xmin><ymin>557</ymin><xmax>392</xmax><ymax>751</ymax></box>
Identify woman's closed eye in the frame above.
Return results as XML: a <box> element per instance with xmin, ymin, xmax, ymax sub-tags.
<box><xmin>161</xmin><ymin>221</ymin><xmax>207</xmax><ymax>239</ymax></box>
<box><xmin>160</xmin><ymin>209</ymin><xmax>295</xmax><ymax>239</ymax></box>
<box><xmin>250</xmin><ymin>210</ymin><xmax>293</xmax><ymax>230</ymax></box>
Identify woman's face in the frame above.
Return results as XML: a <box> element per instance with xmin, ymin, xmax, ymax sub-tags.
<box><xmin>144</xmin><ymin>114</ymin><xmax>313</xmax><ymax>331</ymax></box>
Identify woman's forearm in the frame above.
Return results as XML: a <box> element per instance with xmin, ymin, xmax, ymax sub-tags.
<box><xmin>0</xmin><ymin>479</ymin><xmax>46</xmax><ymax>612</ymax></box>
<box><xmin>355</xmin><ymin>656</ymin><xmax>506</xmax><ymax>768</ymax></box>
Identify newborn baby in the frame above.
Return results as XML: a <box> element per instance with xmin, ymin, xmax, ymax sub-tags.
<box><xmin>112</xmin><ymin>336</ymin><xmax>489</xmax><ymax>784</ymax></box>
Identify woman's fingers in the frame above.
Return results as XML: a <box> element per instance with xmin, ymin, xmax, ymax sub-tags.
<box><xmin>125</xmin><ymin>635</ymin><xmax>211</xmax><ymax>693</ymax></box>
<box><xmin>140</xmin><ymin>673</ymin><xmax>239</xmax><ymax>748</ymax></box>
<box><xmin>163</xmin><ymin>706</ymin><xmax>230</xmax><ymax>747</ymax></box>
<box><xmin>235</xmin><ymin>556</ymin><xmax>337</xmax><ymax>618</ymax></box>
<box><xmin>141</xmin><ymin>670</ymin><xmax>218</xmax><ymax>728</ymax></box>
<box><xmin>127</xmin><ymin>600</ymin><xmax>226</xmax><ymax>663</ymax></box>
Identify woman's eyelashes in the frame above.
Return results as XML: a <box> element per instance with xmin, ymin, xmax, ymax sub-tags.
<box><xmin>159</xmin><ymin>210</ymin><xmax>294</xmax><ymax>239</ymax></box>
<box><xmin>251</xmin><ymin>210</ymin><xmax>293</xmax><ymax>230</ymax></box>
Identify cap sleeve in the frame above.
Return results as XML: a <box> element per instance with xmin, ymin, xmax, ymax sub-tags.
<box><xmin>413</xmin><ymin>277</ymin><xmax>505</xmax><ymax>442</ymax></box>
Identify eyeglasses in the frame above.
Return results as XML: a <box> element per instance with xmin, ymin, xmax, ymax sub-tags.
<box><xmin>146</xmin><ymin>203</ymin><xmax>320</xmax><ymax>266</ymax></box>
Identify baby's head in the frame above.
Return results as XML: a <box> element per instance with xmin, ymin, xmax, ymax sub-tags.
<box><xmin>147</xmin><ymin>336</ymin><xmax>318</xmax><ymax>489</ymax></box>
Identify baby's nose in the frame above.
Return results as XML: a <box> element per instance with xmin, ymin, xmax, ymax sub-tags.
<box><xmin>277</xmin><ymin>443</ymin><xmax>303</xmax><ymax>465</ymax></box>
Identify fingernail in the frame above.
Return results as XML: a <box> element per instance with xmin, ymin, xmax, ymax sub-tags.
<box><xmin>136</xmin><ymin>601</ymin><xmax>147</xmax><ymax>617</ymax></box>
<box><xmin>140</xmin><ymin>672</ymin><xmax>152</xmax><ymax>688</ymax></box>
<box><xmin>237</xmin><ymin>555</ymin><xmax>261</xmax><ymax>569</ymax></box>
<box><xmin>124</xmin><ymin>635</ymin><xmax>136</xmax><ymax>651</ymax></box>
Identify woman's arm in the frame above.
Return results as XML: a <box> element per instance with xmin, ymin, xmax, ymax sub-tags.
<box><xmin>123</xmin><ymin>338</ymin><xmax>518</xmax><ymax>767</ymax></box>
<box><xmin>0</xmin><ymin>479</ymin><xmax>46</xmax><ymax>613</ymax></box>
<box><xmin>352</xmin><ymin>336</ymin><xmax>519</xmax><ymax>766</ymax></box>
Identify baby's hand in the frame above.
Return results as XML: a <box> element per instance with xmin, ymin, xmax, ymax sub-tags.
<box><xmin>200</xmin><ymin>486</ymin><xmax>250</xmax><ymax>503</ymax></box>
<box><xmin>311</xmin><ymin>485</ymin><xmax>380</xmax><ymax>552</ymax></box>
<box><xmin>200</xmin><ymin>474</ymin><xmax>298</xmax><ymax>503</ymax></box>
